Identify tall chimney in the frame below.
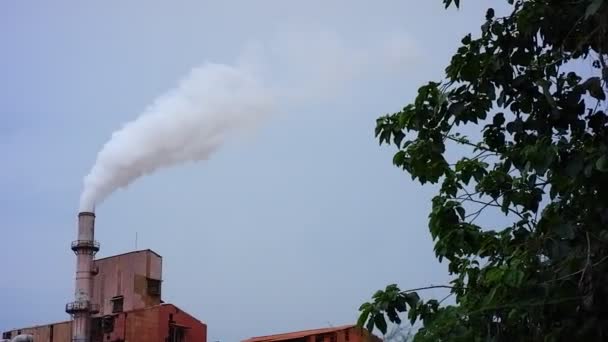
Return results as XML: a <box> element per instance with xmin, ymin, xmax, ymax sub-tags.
<box><xmin>66</xmin><ymin>212</ymin><xmax>100</xmax><ymax>342</ymax></box>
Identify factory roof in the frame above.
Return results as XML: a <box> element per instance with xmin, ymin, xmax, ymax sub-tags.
<box><xmin>3</xmin><ymin>320</ymin><xmax>71</xmax><ymax>333</ymax></box>
<box><xmin>94</xmin><ymin>248</ymin><xmax>161</xmax><ymax>261</ymax></box>
<box><xmin>242</xmin><ymin>324</ymin><xmax>356</xmax><ymax>342</ymax></box>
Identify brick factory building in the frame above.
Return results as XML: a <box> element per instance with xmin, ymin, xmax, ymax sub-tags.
<box><xmin>2</xmin><ymin>249</ymin><xmax>207</xmax><ymax>342</ymax></box>
<box><xmin>1</xmin><ymin>212</ymin><xmax>378</xmax><ymax>342</ymax></box>
<box><xmin>242</xmin><ymin>325</ymin><xmax>381</xmax><ymax>342</ymax></box>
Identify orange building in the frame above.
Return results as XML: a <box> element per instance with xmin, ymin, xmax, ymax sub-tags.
<box><xmin>242</xmin><ymin>325</ymin><xmax>381</xmax><ymax>342</ymax></box>
<box><xmin>2</xmin><ymin>249</ymin><xmax>206</xmax><ymax>342</ymax></box>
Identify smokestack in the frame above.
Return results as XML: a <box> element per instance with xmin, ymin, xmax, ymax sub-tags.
<box><xmin>66</xmin><ymin>212</ymin><xmax>100</xmax><ymax>342</ymax></box>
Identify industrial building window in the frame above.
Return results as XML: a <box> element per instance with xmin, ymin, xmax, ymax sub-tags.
<box><xmin>168</xmin><ymin>325</ymin><xmax>185</xmax><ymax>342</ymax></box>
<box><xmin>102</xmin><ymin>315</ymin><xmax>115</xmax><ymax>333</ymax></box>
<box><xmin>147</xmin><ymin>278</ymin><xmax>162</xmax><ymax>296</ymax></box>
<box><xmin>329</xmin><ymin>334</ymin><xmax>336</xmax><ymax>342</ymax></box>
<box><xmin>2</xmin><ymin>332</ymin><xmax>12</xmax><ymax>339</ymax></box>
<box><xmin>345</xmin><ymin>330</ymin><xmax>350</xmax><ymax>341</ymax></box>
<box><xmin>111</xmin><ymin>296</ymin><xmax>124</xmax><ymax>313</ymax></box>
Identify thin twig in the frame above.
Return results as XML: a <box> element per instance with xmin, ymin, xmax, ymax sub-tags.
<box><xmin>548</xmin><ymin>254</ymin><xmax>608</xmax><ymax>284</ymax></box>
<box><xmin>579</xmin><ymin>232</ymin><xmax>592</xmax><ymax>287</ymax></box>
<box><xmin>446</xmin><ymin>135</ymin><xmax>497</xmax><ymax>153</ymax></box>
<box><xmin>491</xmin><ymin>198</ymin><xmax>527</xmax><ymax>221</ymax></box>
<box><xmin>466</xmin><ymin>201</ymin><xmax>493</xmax><ymax>224</ymax></box>
<box><xmin>438</xmin><ymin>292</ymin><xmax>454</xmax><ymax>305</ymax></box>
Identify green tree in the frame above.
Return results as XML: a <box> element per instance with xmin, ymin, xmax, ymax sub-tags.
<box><xmin>358</xmin><ymin>0</ymin><xmax>608</xmax><ymax>341</ymax></box>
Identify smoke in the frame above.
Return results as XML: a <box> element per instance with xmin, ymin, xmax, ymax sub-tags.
<box><xmin>79</xmin><ymin>62</ymin><xmax>274</xmax><ymax>212</ymax></box>
<box><xmin>244</xmin><ymin>29</ymin><xmax>421</xmax><ymax>104</ymax></box>
<box><xmin>79</xmin><ymin>29</ymin><xmax>420</xmax><ymax>212</ymax></box>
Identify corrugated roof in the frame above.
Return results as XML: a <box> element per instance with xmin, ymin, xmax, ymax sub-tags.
<box><xmin>242</xmin><ymin>324</ymin><xmax>356</xmax><ymax>342</ymax></box>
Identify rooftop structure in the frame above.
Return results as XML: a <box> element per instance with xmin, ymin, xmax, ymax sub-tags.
<box><xmin>242</xmin><ymin>324</ymin><xmax>382</xmax><ymax>342</ymax></box>
<box><xmin>2</xmin><ymin>247</ymin><xmax>206</xmax><ymax>342</ymax></box>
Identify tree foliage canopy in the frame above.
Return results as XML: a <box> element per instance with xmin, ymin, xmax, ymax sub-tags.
<box><xmin>358</xmin><ymin>0</ymin><xmax>608</xmax><ymax>340</ymax></box>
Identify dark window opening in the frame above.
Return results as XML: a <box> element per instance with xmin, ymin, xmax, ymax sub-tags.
<box><xmin>345</xmin><ymin>330</ymin><xmax>350</xmax><ymax>341</ymax></box>
<box><xmin>2</xmin><ymin>332</ymin><xmax>12</xmax><ymax>339</ymax></box>
<box><xmin>315</xmin><ymin>336</ymin><xmax>324</xmax><ymax>342</ymax></box>
<box><xmin>91</xmin><ymin>317</ymin><xmax>104</xmax><ymax>342</ymax></box>
<box><xmin>111</xmin><ymin>296</ymin><xmax>124</xmax><ymax>313</ymax></box>
<box><xmin>102</xmin><ymin>315</ymin><xmax>115</xmax><ymax>333</ymax></box>
<box><xmin>147</xmin><ymin>278</ymin><xmax>162</xmax><ymax>297</ymax></box>
<box><xmin>329</xmin><ymin>334</ymin><xmax>337</xmax><ymax>342</ymax></box>
<box><xmin>168</xmin><ymin>325</ymin><xmax>185</xmax><ymax>342</ymax></box>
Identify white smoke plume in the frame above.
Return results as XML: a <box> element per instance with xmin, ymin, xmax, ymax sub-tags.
<box><xmin>79</xmin><ymin>29</ymin><xmax>419</xmax><ymax>212</ymax></box>
<box><xmin>79</xmin><ymin>62</ymin><xmax>274</xmax><ymax>212</ymax></box>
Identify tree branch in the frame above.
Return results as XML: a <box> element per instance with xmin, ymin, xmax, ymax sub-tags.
<box><xmin>400</xmin><ymin>285</ymin><xmax>464</xmax><ymax>294</ymax></box>
<box><xmin>445</xmin><ymin>135</ymin><xmax>497</xmax><ymax>153</ymax></box>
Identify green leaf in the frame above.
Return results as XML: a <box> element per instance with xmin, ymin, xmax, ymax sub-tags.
<box><xmin>583</xmin><ymin>77</ymin><xmax>606</xmax><ymax>100</ymax></box>
<box><xmin>504</xmin><ymin>269</ymin><xmax>525</xmax><ymax>287</ymax></box>
<box><xmin>393</xmin><ymin>131</ymin><xmax>405</xmax><ymax>147</ymax></box>
<box><xmin>600</xmin><ymin>230</ymin><xmax>608</xmax><ymax>242</ymax></box>
<box><xmin>357</xmin><ymin>307</ymin><xmax>371</xmax><ymax>327</ymax></box>
<box><xmin>366</xmin><ymin>314</ymin><xmax>375</xmax><ymax>333</ymax></box>
<box><xmin>449</xmin><ymin>102</ymin><xmax>466</xmax><ymax>117</ymax></box>
<box><xmin>408</xmin><ymin>304</ymin><xmax>419</xmax><ymax>325</ymax></box>
<box><xmin>483</xmin><ymin>287</ymin><xmax>498</xmax><ymax>306</ymax></box>
<box><xmin>548</xmin><ymin>239</ymin><xmax>571</xmax><ymax>260</ymax></box>
<box><xmin>508</xmin><ymin>308</ymin><xmax>520</xmax><ymax>321</ymax></box>
<box><xmin>492</xmin><ymin>113</ymin><xmax>505</xmax><ymax>126</ymax></box>
<box><xmin>393</xmin><ymin>151</ymin><xmax>406</xmax><ymax>166</ymax></box>
<box><xmin>486</xmin><ymin>268</ymin><xmax>504</xmax><ymax>284</ymax></box>
<box><xmin>456</xmin><ymin>206</ymin><xmax>466</xmax><ymax>220</ymax></box>
<box><xmin>565</xmin><ymin>153</ymin><xmax>584</xmax><ymax>177</ymax></box>
<box><xmin>555</xmin><ymin>222</ymin><xmax>576</xmax><ymax>240</ymax></box>
<box><xmin>584</xmin><ymin>163</ymin><xmax>594</xmax><ymax>177</ymax></box>
<box><xmin>358</xmin><ymin>302</ymin><xmax>372</xmax><ymax>311</ymax></box>
<box><xmin>404</xmin><ymin>292</ymin><xmax>421</xmax><ymax>308</ymax></box>
<box><xmin>501</xmin><ymin>195</ymin><xmax>511</xmax><ymax>214</ymax></box>
<box><xmin>374</xmin><ymin>313</ymin><xmax>388</xmax><ymax>334</ymax></box>
<box><xmin>486</xmin><ymin>8</ymin><xmax>495</xmax><ymax>20</ymax></box>
<box><xmin>585</xmin><ymin>0</ymin><xmax>604</xmax><ymax>18</ymax></box>
<box><xmin>394</xmin><ymin>296</ymin><xmax>407</xmax><ymax>312</ymax></box>
<box><xmin>596</xmin><ymin>155</ymin><xmax>608</xmax><ymax>172</ymax></box>
<box><xmin>444</xmin><ymin>0</ymin><xmax>460</xmax><ymax>8</ymax></box>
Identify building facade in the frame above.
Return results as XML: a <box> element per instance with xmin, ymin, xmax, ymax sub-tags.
<box><xmin>92</xmin><ymin>249</ymin><xmax>163</xmax><ymax>315</ymax></box>
<box><xmin>2</xmin><ymin>250</ymin><xmax>206</xmax><ymax>342</ymax></box>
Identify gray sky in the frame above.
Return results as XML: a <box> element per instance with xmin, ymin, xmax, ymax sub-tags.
<box><xmin>0</xmin><ymin>1</ymin><xmax>506</xmax><ymax>341</ymax></box>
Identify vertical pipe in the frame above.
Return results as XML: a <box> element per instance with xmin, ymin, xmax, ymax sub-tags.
<box><xmin>75</xmin><ymin>212</ymin><xmax>95</xmax><ymax>302</ymax></box>
<box><xmin>67</xmin><ymin>212</ymin><xmax>99</xmax><ymax>342</ymax></box>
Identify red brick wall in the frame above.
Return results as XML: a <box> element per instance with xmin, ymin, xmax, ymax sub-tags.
<box><xmin>126</xmin><ymin>306</ymin><xmax>160</xmax><ymax>342</ymax></box>
<box><xmin>92</xmin><ymin>250</ymin><xmax>163</xmax><ymax>316</ymax></box>
<box><xmin>158</xmin><ymin>304</ymin><xmax>207</xmax><ymax>342</ymax></box>
<box><xmin>100</xmin><ymin>304</ymin><xmax>206</xmax><ymax>342</ymax></box>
